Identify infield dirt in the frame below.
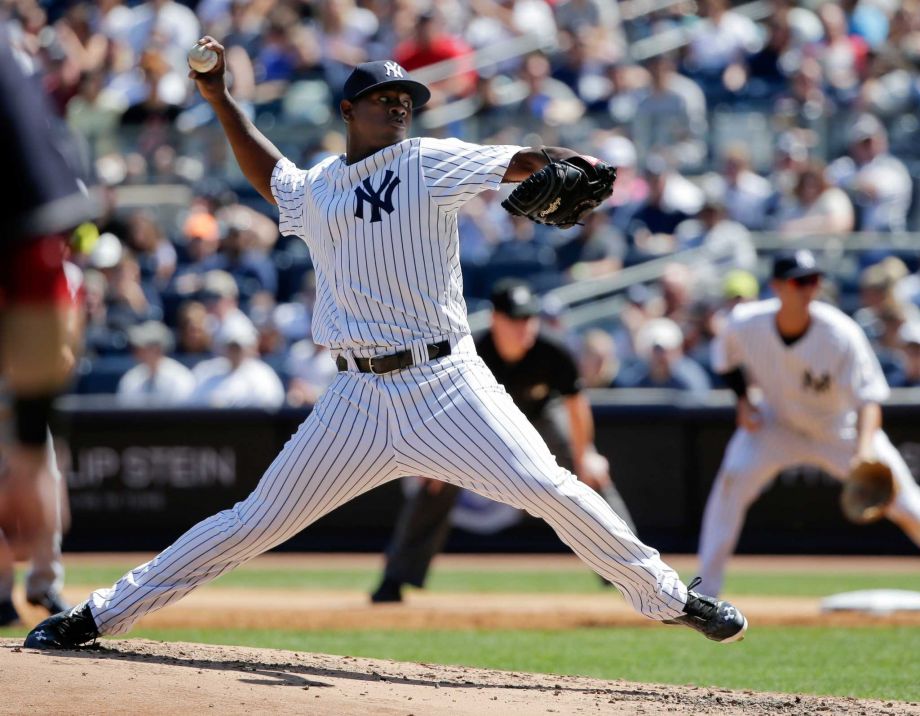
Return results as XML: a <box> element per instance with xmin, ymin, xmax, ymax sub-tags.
<box><xmin>4</xmin><ymin>638</ymin><xmax>920</xmax><ymax>716</ymax></box>
<box><xmin>3</xmin><ymin>554</ymin><xmax>918</xmax><ymax>714</ymax></box>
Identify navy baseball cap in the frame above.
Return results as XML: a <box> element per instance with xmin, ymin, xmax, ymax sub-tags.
<box><xmin>772</xmin><ymin>249</ymin><xmax>823</xmax><ymax>280</ymax></box>
<box><xmin>490</xmin><ymin>279</ymin><xmax>541</xmax><ymax>318</ymax></box>
<box><xmin>343</xmin><ymin>61</ymin><xmax>431</xmax><ymax>108</ymax></box>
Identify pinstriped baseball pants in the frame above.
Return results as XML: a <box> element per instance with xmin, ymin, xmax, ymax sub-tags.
<box><xmin>88</xmin><ymin>351</ymin><xmax>688</xmax><ymax>635</ymax></box>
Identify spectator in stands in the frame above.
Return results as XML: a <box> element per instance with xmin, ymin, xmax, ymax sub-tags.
<box><xmin>684</xmin><ymin>0</ymin><xmax>763</xmax><ymax>94</ymax></box>
<box><xmin>625</xmin><ymin>156</ymin><xmax>701</xmax><ymax>259</ymax></box>
<box><xmin>705</xmin><ymin>145</ymin><xmax>773</xmax><ymax>230</ymax></box>
<box><xmin>175</xmin><ymin>300</ymin><xmax>214</xmax><ymax>361</ymax></box>
<box><xmin>457</xmin><ymin>189</ymin><xmax>516</xmax><ymax>265</ymax></box>
<box><xmin>316</xmin><ymin>0</ymin><xmax>376</xmax><ymax>92</ymax></box>
<box><xmin>683</xmin><ymin>269</ymin><xmax>760</xmax><ymax>372</ymax></box>
<box><xmin>99</xmin><ymin>243</ymin><xmax>163</xmax><ymax>345</ymax></box>
<box><xmin>843</xmin><ymin>0</ymin><xmax>890</xmax><ymax>50</ymax></box>
<box><xmin>891</xmin><ymin>322</ymin><xmax>920</xmax><ymax>387</ymax></box>
<box><xmin>170</xmin><ymin>210</ymin><xmax>221</xmax><ymax>297</ymax></box>
<box><xmin>252</xmin><ymin>8</ymin><xmax>301</xmax><ymax>88</ymax></box>
<box><xmin>248</xmin><ymin>293</ymin><xmax>287</xmax><ymax>362</ymax></box>
<box><xmin>633</xmin><ymin>52</ymin><xmax>707</xmax><ymax>170</ymax></box>
<box><xmin>578</xmin><ymin>328</ymin><xmax>621</xmax><ymax>389</ymax></box>
<box><xmin>188</xmin><ymin>320</ymin><xmax>284</xmax><ymax>408</ymax></box>
<box><xmin>675</xmin><ymin>193</ymin><xmax>757</xmax><ymax>275</ymax></box>
<box><xmin>555</xmin><ymin>0</ymin><xmax>625</xmax><ymax>60</ymax></box>
<box><xmin>600</xmin><ymin>59</ymin><xmax>648</xmax><ymax>125</ymax></box>
<box><xmin>518</xmin><ymin>52</ymin><xmax>585</xmax><ymax>128</ymax></box>
<box><xmin>555</xmin><ymin>211</ymin><xmax>625</xmax><ymax>282</ymax></box>
<box><xmin>813</xmin><ymin>1</ymin><xmax>869</xmax><ymax>104</ymax></box>
<box><xmin>125</xmin><ymin>0</ymin><xmax>201</xmax><ymax>75</ymax></box>
<box><xmin>622</xmin><ymin>317</ymin><xmax>711</xmax><ymax>395</ymax></box>
<box><xmin>854</xmin><ymin>258</ymin><xmax>919</xmax><ymax>359</ymax></box>
<box><xmin>117</xmin><ymin>320</ymin><xmax>195</xmax><ymax>405</ymax></box>
<box><xmin>598</xmin><ymin>135</ymin><xmax>647</xmax><ymax>219</ymax></box>
<box><xmin>205</xmin><ymin>0</ymin><xmax>263</xmax><ymax>57</ymax></box>
<box><xmin>827</xmin><ymin>114</ymin><xmax>913</xmax><ymax>232</ymax></box>
<box><xmin>199</xmin><ymin>269</ymin><xmax>257</xmax><ymax>343</ymax></box>
<box><xmin>854</xmin><ymin>43</ymin><xmax>909</xmax><ymax>120</ymax></box>
<box><xmin>660</xmin><ymin>262</ymin><xmax>697</xmax><ymax>328</ymax></box>
<box><xmin>774</xmin><ymin>56</ymin><xmax>832</xmax><ymax>125</ymax></box>
<box><xmin>742</xmin><ymin>11</ymin><xmax>798</xmax><ymax>99</ymax></box>
<box><xmin>551</xmin><ymin>33</ymin><xmax>603</xmax><ymax>107</ymax></box>
<box><xmin>124</xmin><ymin>210</ymin><xmax>177</xmax><ymax>291</ymax></box>
<box><xmin>501</xmin><ymin>0</ymin><xmax>558</xmax><ymax>46</ymax></box>
<box><xmin>120</xmin><ymin>47</ymin><xmax>186</xmax><ymax>127</ymax></box>
<box><xmin>81</xmin><ymin>269</ymin><xmax>119</xmax><ymax>357</ymax></box>
<box><xmin>210</xmin><ymin>216</ymin><xmax>278</xmax><ymax>309</ymax></box>
<box><xmin>722</xmin><ymin>268</ymin><xmax>760</xmax><ymax>309</ymax></box>
<box><xmin>888</xmin><ymin>2</ymin><xmax>920</xmax><ymax>60</ymax></box>
<box><xmin>876</xmin><ymin>302</ymin><xmax>910</xmax><ymax>356</ymax></box>
<box><xmin>65</xmin><ymin>70</ymin><xmax>122</xmax><ymax>157</ymax></box>
<box><xmin>393</xmin><ymin>9</ymin><xmax>476</xmax><ymax>103</ymax></box>
<box><xmin>766</xmin><ymin>131</ymin><xmax>810</xmax><ymax>211</ymax></box>
<box><xmin>774</xmin><ymin>160</ymin><xmax>855</xmax><ymax>236</ymax></box>
<box><xmin>285</xmin><ymin>340</ymin><xmax>338</xmax><ymax>407</ymax></box>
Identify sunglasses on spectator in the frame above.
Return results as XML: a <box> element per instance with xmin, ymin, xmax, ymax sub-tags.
<box><xmin>790</xmin><ymin>274</ymin><xmax>820</xmax><ymax>288</ymax></box>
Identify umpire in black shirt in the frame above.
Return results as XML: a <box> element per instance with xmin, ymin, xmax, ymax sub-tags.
<box><xmin>371</xmin><ymin>279</ymin><xmax>638</xmax><ymax>603</ymax></box>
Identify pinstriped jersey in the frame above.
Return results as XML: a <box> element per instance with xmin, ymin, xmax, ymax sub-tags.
<box><xmin>712</xmin><ymin>298</ymin><xmax>890</xmax><ymax>441</ymax></box>
<box><xmin>270</xmin><ymin>137</ymin><xmax>522</xmax><ymax>358</ymax></box>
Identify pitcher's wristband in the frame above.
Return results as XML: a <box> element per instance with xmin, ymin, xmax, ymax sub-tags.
<box><xmin>719</xmin><ymin>368</ymin><xmax>747</xmax><ymax>399</ymax></box>
<box><xmin>13</xmin><ymin>395</ymin><xmax>54</xmax><ymax>446</ymax></box>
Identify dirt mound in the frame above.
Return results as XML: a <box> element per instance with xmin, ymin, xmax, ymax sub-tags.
<box><xmin>3</xmin><ymin>639</ymin><xmax>917</xmax><ymax>715</ymax></box>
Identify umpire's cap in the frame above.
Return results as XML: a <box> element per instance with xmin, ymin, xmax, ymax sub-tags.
<box><xmin>343</xmin><ymin>61</ymin><xmax>431</xmax><ymax>108</ymax></box>
<box><xmin>772</xmin><ymin>249</ymin><xmax>823</xmax><ymax>280</ymax></box>
<box><xmin>490</xmin><ymin>279</ymin><xmax>541</xmax><ymax>318</ymax></box>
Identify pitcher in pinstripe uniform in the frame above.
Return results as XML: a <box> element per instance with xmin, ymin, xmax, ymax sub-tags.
<box><xmin>698</xmin><ymin>250</ymin><xmax>920</xmax><ymax>596</ymax></box>
<box><xmin>25</xmin><ymin>40</ymin><xmax>747</xmax><ymax>648</ymax></box>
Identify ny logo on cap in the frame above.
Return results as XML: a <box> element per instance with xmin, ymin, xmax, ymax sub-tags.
<box><xmin>384</xmin><ymin>61</ymin><xmax>404</xmax><ymax>78</ymax></box>
<box><xmin>795</xmin><ymin>250</ymin><xmax>816</xmax><ymax>268</ymax></box>
<box><xmin>355</xmin><ymin>170</ymin><xmax>401</xmax><ymax>223</ymax></box>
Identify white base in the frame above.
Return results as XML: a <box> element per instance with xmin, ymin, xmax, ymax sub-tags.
<box><xmin>820</xmin><ymin>589</ymin><xmax>920</xmax><ymax>614</ymax></box>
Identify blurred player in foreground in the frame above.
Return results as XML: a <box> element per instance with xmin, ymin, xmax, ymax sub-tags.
<box><xmin>0</xmin><ymin>33</ymin><xmax>92</xmax><ymax>560</ymax></box>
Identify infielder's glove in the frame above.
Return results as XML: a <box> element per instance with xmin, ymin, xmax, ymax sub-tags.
<box><xmin>840</xmin><ymin>459</ymin><xmax>897</xmax><ymax>524</ymax></box>
<box><xmin>501</xmin><ymin>155</ymin><xmax>617</xmax><ymax>229</ymax></box>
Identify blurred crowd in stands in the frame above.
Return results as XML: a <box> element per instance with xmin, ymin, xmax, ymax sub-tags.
<box><xmin>6</xmin><ymin>0</ymin><xmax>920</xmax><ymax>406</ymax></box>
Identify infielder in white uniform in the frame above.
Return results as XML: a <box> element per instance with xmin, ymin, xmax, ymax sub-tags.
<box><xmin>25</xmin><ymin>42</ymin><xmax>747</xmax><ymax>648</ymax></box>
<box><xmin>698</xmin><ymin>250</ymin><xmax>920</xmax><ymax>596</ymax></box>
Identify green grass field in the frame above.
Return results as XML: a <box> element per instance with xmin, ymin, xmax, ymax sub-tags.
<box><xmin>36</xmin><ymin>562</ymin><xmax>920</xmax><ymax>597</ymax></box>
<box><xmin>4</xmin><ymin>560</ymin><xmax>920</xmax><ymax>702</ymax></box>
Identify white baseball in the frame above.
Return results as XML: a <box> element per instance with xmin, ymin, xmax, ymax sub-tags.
<box><xmin>188</xmin><ymin>44</ymin><xmax>219</xmax><ymax>74</ymax></box>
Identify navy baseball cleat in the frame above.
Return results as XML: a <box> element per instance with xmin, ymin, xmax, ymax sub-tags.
<box><xmin>664</xmin><ymin>578</ymin><xmax>748</xmax><ymax>643</ymax></box>
<box><xmin>23</xmin><ymin>602</ymin><xmax>99</xmax><ymax>649</ymax></box>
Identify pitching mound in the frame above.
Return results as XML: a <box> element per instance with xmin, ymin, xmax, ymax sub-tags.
<box><xmin>3</xmin><ymin>639</ymin><xmax>918</xmax><ymax>715</ymax></box>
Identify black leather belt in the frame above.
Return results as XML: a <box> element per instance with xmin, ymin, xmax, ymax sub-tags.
<box><xmin>336</xmin><ymin>341</ymin><xmax>451</xmax><ymax>375</ymax></box>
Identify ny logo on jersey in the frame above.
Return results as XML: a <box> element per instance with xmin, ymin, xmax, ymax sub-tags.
<box><xmin>802</xmin><ymin>369</ymin><xmax>831</xmax><ymax>393</ymax></box>
<box><xmin>354</xmin><ymin>170</ymin><xmax>401</xmax><ymax>223</ymax></box>
<box><xmin>384</xmin><ymin>61</ymin><xmax>404</xmax><ymax>78</ymax></box>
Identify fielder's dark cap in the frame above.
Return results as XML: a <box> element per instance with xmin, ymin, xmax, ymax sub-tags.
<box><xmin>343</xmin><ymin>61</ymin><xmax>431</xmax><ymax>108</ymax></box>
<box><xmin>772</xmin><ymin>249</ymin><xmax>823</xmax><ymax>280</ymax></box>
<box><xmin>490</xmin><ymin>279</ymin><xmax>541</xmax><ymax>318</ymax></box>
